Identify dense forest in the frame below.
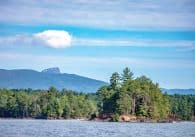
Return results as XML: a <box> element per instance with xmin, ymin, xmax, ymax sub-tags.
<box><xmin>0</xmin><ymin>68</ymin><xmax>194</xmax><ymax>121</ymax></box>
<box><xmin>0</xmin><ymin>88</ymin><xmax>97</xmax><ymax>119</ymax></box>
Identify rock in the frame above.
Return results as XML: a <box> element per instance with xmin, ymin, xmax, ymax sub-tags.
<box><xmin>41</xmin><ymin>67</ymin><xmax>61</xmax><ymax>74</ymax></box>
<box><xmin>119</xmin><ymin>115</ymin><xmax>137</xmax><ymax>122</ymax></box>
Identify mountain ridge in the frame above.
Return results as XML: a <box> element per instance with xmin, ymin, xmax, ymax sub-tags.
<box><xmin>0</xmin><ymin>68</ymin><xmax>108</xmax><ymax>92</ymax></box>
<box><xmin>161</xmin><ymin>88</ymin><xmax>195</xmax><ymax>95</ymax></box>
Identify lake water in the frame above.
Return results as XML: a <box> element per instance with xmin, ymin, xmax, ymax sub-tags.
<box><xmin>0</xmin><ymin>120</ymin><xmax>195</xmax><ymax>137</ymax></box>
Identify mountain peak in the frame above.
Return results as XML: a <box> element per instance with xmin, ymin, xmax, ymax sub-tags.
<box><xmin>41</xmin><ymin>67</ymin><xmax>61</xmax><ymax>74</ymax></box>
<box><xmin>0</xmin><ymin>68</ymin><xmax>107</xmax><ymax>92</ymax></box>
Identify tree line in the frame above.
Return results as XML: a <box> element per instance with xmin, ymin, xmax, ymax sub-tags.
<box><xmin>0</xmin><ymin>67</ymin><xmax>194</xmax><ymax>121</ymax></box>
<box><xmin>0</xmin><ymin>88</ymin><xmax>97</xmax><ymax>119</ymax></box>
<box><xmin>169</xmin><ymin>94</ymin><xmax>195</xmax><ymax>120</ymax></box>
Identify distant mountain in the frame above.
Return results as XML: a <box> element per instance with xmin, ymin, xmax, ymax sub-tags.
<box><xmin>0</xmin><ymin>68</ymin><xmax>108</xmax><ymax>92</ymax></box>
<box><xmin>161</xmin><ymin>88</ymin><xmax>195</xmax><ymax>95</ymax></box>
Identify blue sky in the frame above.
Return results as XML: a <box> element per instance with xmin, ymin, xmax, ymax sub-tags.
<box><xmin>0</xmin><ymin>0</ymin><xmax>195</xmax><ymax>88</ymax></box>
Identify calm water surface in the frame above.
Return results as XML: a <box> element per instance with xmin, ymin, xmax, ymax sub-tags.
<box><xmin>0</xmin><ymin>119</ymin><xmax>195</xmax><ymax>137</ymax></box>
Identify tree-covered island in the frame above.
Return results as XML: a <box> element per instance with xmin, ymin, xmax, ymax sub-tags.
<box><xmin>0</xmin><ymin>68</ymin><xmax>194</xmax><ymax>122</ymax></box>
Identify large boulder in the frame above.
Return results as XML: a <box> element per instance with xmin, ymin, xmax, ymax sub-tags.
<box><xmin>119</xmin><ymin>115</ymin><xmax>137</xmax><ymax>122</ymax></box>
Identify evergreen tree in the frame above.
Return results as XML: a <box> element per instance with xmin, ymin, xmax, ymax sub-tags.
<box><xmin>110</xmin><ymin>72</ymin><xmax>120</xmax><ymax>90</ymax></box>
<box><xmin>121</xmin><ymin>67</ymin><xmax>134</xmax><ymax>83</ymax></box>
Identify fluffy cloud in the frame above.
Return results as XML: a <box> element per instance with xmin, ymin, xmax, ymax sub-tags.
<box><xmin>0</xmin><ymin>30</ymin><xmax>72</xmax><ymax>48</ymax></box>
<box><xmin>34</xmin><ymin>30</ymin><xmax>72</xmax><ymax>48</ymax></box>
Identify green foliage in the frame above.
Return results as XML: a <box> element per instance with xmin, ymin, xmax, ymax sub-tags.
<box><xmin>110</xmin><ymin>72</ymin><xmax>120</xmax><ymax>90</ymax></box>
<box><xmin>169</xmin><ymin>94</ymin><xmax>195</xmax><ymax>120</ymax></box>
<box><xmin>0</xmin><ymin>88</ymin><xmax>97</xmax><ymax>119</ymax></box>
<box><xmin>116</xmin><ymin>91</ymin><xmax>132</xmax><ymax>115</ymax></box>
<box><xmin>111</xmin><ymin>113</ymin><xmax>120</xmax><ymax>122</ymax></box>
<box><xmin>121</xmin><ymin>67</ymin><xmax>134</xmax><ymax>83</ymax></box>
<box><xmin>98</xmin><ymin>67</ymin><xmax>171</xmax><ymax>120</ymax></box>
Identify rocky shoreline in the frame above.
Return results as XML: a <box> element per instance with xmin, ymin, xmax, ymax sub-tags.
<box><xmin>89</xmin><ymin>114</ymin><xmax>193</xmax><ymax>123</ymax></box>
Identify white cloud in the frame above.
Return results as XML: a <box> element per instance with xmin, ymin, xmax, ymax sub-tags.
<box><xmin>34</xmin><ymin>30</ymin><xmax>72</xmax><ymax>48</ymax></box>
<box><xmin>0</xmin><ymin>30</ymin><xmax>72</xmax><ymax>48</ymax></box>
